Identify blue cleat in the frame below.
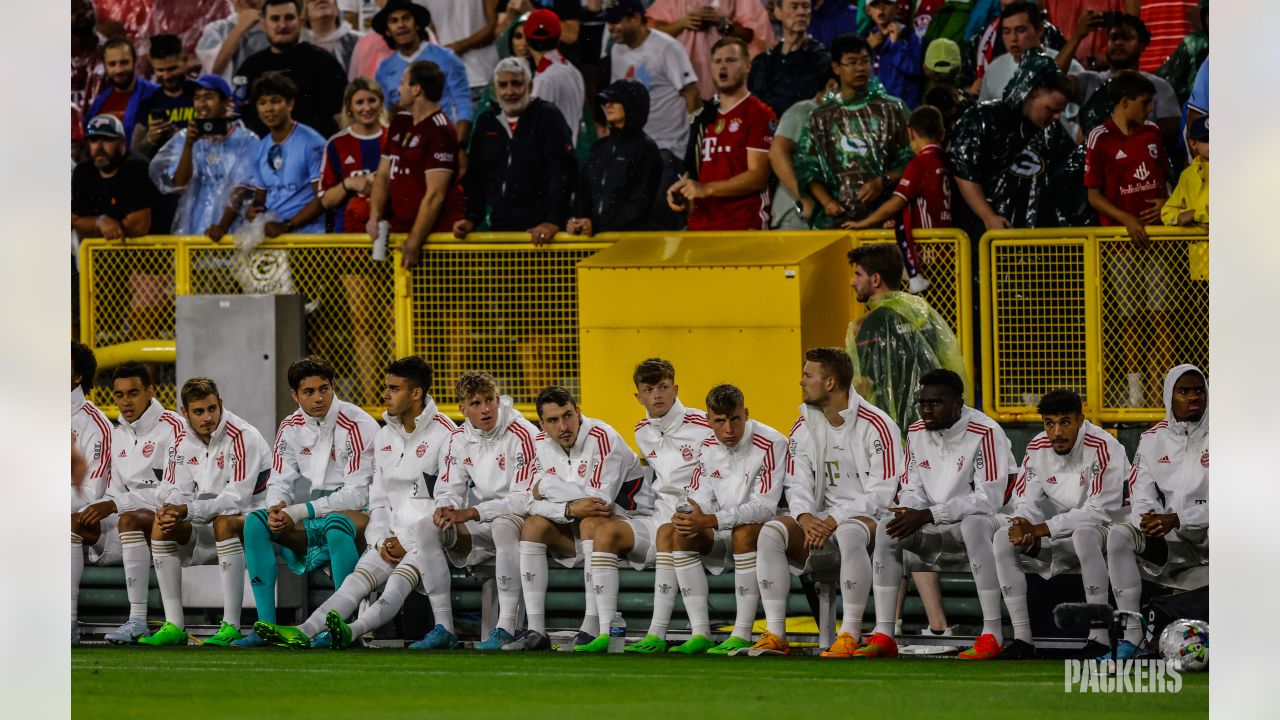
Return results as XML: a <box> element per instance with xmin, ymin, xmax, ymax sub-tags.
<box><xmin>408</xmin><ymin>624</ymin><xmax>460</xmax><ymax>650</ymax></box>
<box><xmin>473</xmin><ymin>627</ymin><xmax>515</xmax><ymax>651</ymax></box>
<box><xmin>311</xmin><ymin>631</ymin><xmax>330</xmax><ymax>649</ymax></box>
<box><xmin>231</xmin><ymin>630</ymin><xmax>270</xmax><ymax>648</ymax></box>
<box><xmin>1096</xmin><ymin>640</ymin><xmax>1142</xmax><ymax>662</ymax></box>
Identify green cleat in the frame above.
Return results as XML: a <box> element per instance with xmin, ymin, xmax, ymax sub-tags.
<box><xmin>253</xmin><ymin>621</ymin><xmax>311</xmax><ymax>649</ymax></box>
<box><xmin>668</xmin><ymin>634</ymin><xmax>716</xmax><ymax>655</ymax></box>
<box><xmin>325</xmin><ymin>610</ymin><xmax>353</xmax><ymax>650</ymax></box>
<box><xmin>706</xmin><ymin>635</ymin><xmax>753</xmax><ymax>655</ymax></box>
<box><xmin>571</xmin><ymin>633</ymin><xmax>611</xmax><ymax>653</ymax></box>
<box><xmin>624</xmin><ymin>634</ymin><xmax>669</xmax><ymax>654</ymax></box>
<box><xmin>203</xmin><ymin>622</ymin><xmax>243</xmax><ymax>647</ymax></box>
<box><xmin>137</xmin><ymin>621</ymin><xmax>189</xmax><ymax>647</ymax></box>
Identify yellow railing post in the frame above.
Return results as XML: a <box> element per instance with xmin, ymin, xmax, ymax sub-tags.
<box><xmin>1083</xmin><ymin>231</ymin><xmax>1104</xmax><ymax>424</ymax></box>
<box><xmin>979</xmin><ymin>233</ymin><xmax>996</xmax><ymax>419</ymax></box>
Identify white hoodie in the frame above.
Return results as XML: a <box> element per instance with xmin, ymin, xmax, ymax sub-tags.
<box><xmin>365</xmin><ymin>397</ymin><xmax>459</xmax><ymax>547</ymax></box>
<box><xmin>634</xmin><ymin>398</ymin><xmax>714</xmax><ymax>519</ymax></box>
<box><xmin>71</xmin><ymin>386</ymin><xmax>112</xmax><ymax>511</ymax></box>
<box><xmin>435</xmin><ymin>396</ymin><xmax>540</xmax><ymax>522</ymax></box>
<box><xmin>159</xmin><ymin>408</ymin><xmax>271</xmax><ymax>524</ymax></box>
<box><xmin>687</xmin><ymin>419</ymin><xmax>787</xmax><ymax>530</ymax></box>
<box><xmin>268</xmin><ymin>397</ymin><xmax>380</xmax><ymax>522</ymax></box>
<box><xmin>1126</xmin><ymin>365</ymin><xmax>1209</xmax><ymax>528</ymax></box>
<box><xmin>1012</xmin><ymin>419</ymin><xmax>1130</xmax><ymax>539</ymax></box>
<box><xmin>784</xmin><ymin>388</ymin><xmax>905</xmax><ymax>523</ymax></box>
<box><xmin>899</xmin><ymin>406</ymin><xmax>1017</xmax><ymax>524</ymax></box>
<box><xmin>530</xmin><ymin>415</ymin><xmax>651</xmax><ymax>523</ymax></box>
<box><xmin>107</xmin><ymin>398</ymin><xmax>186</xmax><ymax>513</ymax></box>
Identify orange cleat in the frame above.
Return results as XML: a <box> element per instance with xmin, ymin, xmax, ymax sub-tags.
<box><xmin>820</xmin><ymin>633</ymin><xmax>861</xmax><ymax>658</ymax></box>
<box><xmin>850</xmin><ymin>632</ymin><xmax>899</xmax><ymax>658</ymax></box>
<box><xmin>957</xmin><ymin>633</ymin><xmax>1002</xmax><ymax>661</ymax></box>
<box><xmin>745</xmin><ymin>629</ymin><xmax>791</xmax><ymax>656</ymax></box>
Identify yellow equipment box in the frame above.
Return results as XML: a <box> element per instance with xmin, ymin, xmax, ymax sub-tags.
<box><xmin>578</xmin><ymin>232</ymin><xmax>854</xmax><ymax>444</ymax></box>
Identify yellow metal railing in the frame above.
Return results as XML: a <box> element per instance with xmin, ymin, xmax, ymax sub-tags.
<box><xmin>980</xmin><ymin>228</ymin><xmax>1209</xmax><ymax>424</ymax></box>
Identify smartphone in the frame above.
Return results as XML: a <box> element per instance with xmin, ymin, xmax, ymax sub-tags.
<box><xmin>149</xmin><ymin>109</ymin><xmax>169</xmax><ymax>123</ymax></box>
<box><xmin>1099</xmin><ymin>11</ymin><xmax>1124</xmax><ymax>27</ymax></box>
<box><xmin>195</xmin><ymin>117</ymin><xmax>229</xmax><ymax>136</ymax></box>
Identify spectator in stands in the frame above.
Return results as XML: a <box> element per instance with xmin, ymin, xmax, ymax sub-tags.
<box><xmin>748</xmin><ymin>0</ymin><xmax>832</xmax><ymax>118</ymax></box>
<box><xmin>968</xmin><ymin>0</ymin><xmax>1067</xmax><ymax>95</ymax></box>
<box><xmin>951</xmin><ymin>52</ymin><xmax>1077</xmax><ymax>230</ymax></box>
<box><xmin>648</xmin><ymin>0</ymin><xmax>776</xmax><ymax>102</ymax></box>
<box><xmin>567</xmin><ymin>80</ymin><xmax>664</xmax><ymax>235</ymax></box>
<box><xmin>133</xmin><ymin>35</ymin><xmax>199</xmax><ymax>159</ymax></box>
<box><xmin>1162</xmin><ymin>114</ymin><xmax>1208</xmax><ymax>227</ymax></box>
<box><xmin>980</xmin><ymin>2</ymin><xmax>1082</xmax><ymax>108</ymax></box>
<box><xmin>72</xmin><ymin>0</ymin><xmax>107</xmax><ymax>118</ymax></box>
<box><xmin>606</xmin><ymin>0</ymin><xmax>700</xmax><ymax>231</ymax></box>
<box><xmin>1156</xmin><ymin>0</ymin><xmax>1207</xmax><ymax>105</ymax></box>
<box><xmin>197</xmin><ymin>0</ymin><xmax>270</xmax><ymax>81</ymax></box>
<box><xmin>372</xmin><ymin>0</ymin><xmax>472</xmax><ymax>139</ymax></box>
<box><xmin>456</xmin><ymin>57</ymin><xmax>577</xmax><ymax>244</ymax></box>
<box><xmin>502</xmin><ymin>0</ymin><xmax>583</xmax><ymax>59</ymax></box>
<box><xmin>368</xmin><ymin>61</ymin><xmax>467</xmax><ymax>266</ymax></box>
<box><xmin>319</xmin><ymin>77</ymin><xmax>388</xmax><ymax>234</ymax></box>
<box><xmin>864</xmin><ymin>0</ymin><xmax>922</xmax><ymax>107</ymax></box>
<box><xmin>769</xmin><ymin>81</ymin><xmax>833</xmax><ymax>229</ymax></box>
<box><xmin>347</xmin><ymin>0</ymin><xmax>398</xmax><ymax>81</ymax></box>
<box><xmin>1064</xmin><ymin>11</ymin><xmax>1180</xmax><ymax>148</ymax></box>
<box><xmin>667</xmin><ymin>37</ymin><xmax>776</xmax><ymax>232</ymax></box>
<box><xmin>1041</xmin><ymin>0</ymin><xmax>1125</xmax><ymax>68</ymax></box>
<box><xmin>1184</xmin><ymin>55</ymin><xmax>1207</xmax><ymax>156</ymax></box>
<box><xmin>525</xmin><ymin>10</ymin><xmax>586</xmax><ymax>144</ymax></box>
<box><xmin>72</xmin><ymin>115</ymin><xmax>160</xmax><ymax>241</ymax></box>
<box><xmin>242</xmin><ymin>72</ymin><xmax>328</xmax><ymax>236</ymax></box>
<box><xmin>1139</xmin><ymin>0</ymin><xmax>1198</xmax><ymax>71</ymax></box>
<box><xmin>809</xmin><ymin>0</ymin><xmax>859</xmax><ymax>49</ymax></box>
<box><xmin>921</xmin><ymin>37</ymin><xmax>973</xmax><ymax>136</ymax></box>
<box><xmin>150</xmin><ymin>75</ymin><xmax>260</xmax><ymax>237</ymax></box>
<box><xmin>421</xmin><ymin>0</ymin><xmax>502</xmax><ymax>108</ymax></box>
<box><xmin>1083</xmin><ymin>70</ymin><xmax>1167</xmax><ymax>245</ymax></box>
<box><xmin>797</xmin><ymin>34</ymin><xmax>911</xmax><ymax>228</ymax></box>
<box><xmin>303</xmin><ymin>0</ymin><xmax>362</xmax><ymax>71</ymax></box>
<box><xmin>86</xmin><ymin>38</ymin><xmax>159</xmax><ymax>151</ymax></box>
<box><xmin>236</xmin><ymin>0</ymin><xmax>348</xmax><ymax>139</ymax></box>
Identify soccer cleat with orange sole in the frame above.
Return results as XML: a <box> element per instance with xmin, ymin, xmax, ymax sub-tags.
<box><xmin>850</xmin><ymin>632</ymin><xmax>898</xmax><ymax>658</ymax></box>
<box><xmin>820</xmin><ymin>632</ymin><xmax>861</xmax><ymax>658</ymax></box>
<box><xmin>745</xmin><ymin>630</ymin><xmax>791</xmax><ymax>656</ymax></box>
<box><xmin>957</xmin><ymin>633</ymin><xmax>1002</xmax><ymax>660</ymax></box>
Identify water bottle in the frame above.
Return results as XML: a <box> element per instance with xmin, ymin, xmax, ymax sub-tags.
<box><xmin>676</xmin><ymin>502</ymin><xmax>693</xmax><ymax>515</ymax></box>
<box><xmin>607</xmin><ymin>612</ymin><xmax>626</xmax><ymax>653</ymax></box>
<box><xmin>372</xmin><ymin>220</ymin><xmax>389</xmax><ymax>262</ymax></box>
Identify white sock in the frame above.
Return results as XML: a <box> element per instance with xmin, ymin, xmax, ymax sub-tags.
<box><xmin>71</xmin><ymin>533</ymin><xmax>85</xmax><ymax>623</ymax></box>
<box><xmin>580</xmin><ymin>540</ymin><xmax>599</xmax><ymax>635</ymax></box>
<box><xmin>673</xmin><ymin>550</ymin><xmax>710</xmax><ymax>637</ymax></box>
<box><xmin>756</xmin><ymin>521</ymin><xmax>790</xmax><ymax>638</ymax></box>
<box><xmin>349</xmin><ymin>564</ymin><xmax>416</xmax><ymax>638</ymax></box>
<box><xmin>491</xmin><ymin>516</ymin><xmax>523</xmax><ymax>634</ymax></box>
<box><xmin>519</xmin><ymin>541</ymin><xmax>548</xmax><ymax>635</ymax></box>
<box><xmin>960</xmin><ymin>515</ymin><xmax>1003</xmax><ymax>643</ymax></box>
<box><xmin>591</xmin><ymin>551</ymin><xmax>620</xmax><ymax>633</ymax></box>
<box><xmin>216</xmin><ymin>538</ymin><xmax>245</xmax><ymax>628</ymax></box>
<box><xmin>1073</xmin><ymin>526</ymin><xmax>1111</xmax><ymax>644</ymax></box>
<box><xmin>411</xmin><ymin>525</ymin><xmax>455</xmax><ymax>633</ymax></box>
<box><xmin>120</xmin><ymin>530</ymin><xmax>150</xmax><ymax>621</ymax></box>
<box><xmin>647</xmin><ymin>551</ymin><xmax>676</xmax><ymax>639</ymax></box>
<box><xmin>301</xmin><ymin>561</ymin><xmax>388</xmax><ymax>638</ymax></box>
<box><xmin>870</xmin><ymin>522</ymin><xmax>902</xmax><ymax>636</ymax></box>
<box><xmin>151</xmin><ymin>540</ymin><xmax>184</xmax><ymax>628</ymax></box>
<box><xmin>836</xmin><ymin>522</ymin><xmax>872</xmax><ymax>639</ymax></box>
<box><xmin>731</xmin><ymin>553</ymin><xmax>759</xmax><ymax>640</ymax></box>
<box><xmin>1107</xmin><ymin>526</ymin><xmax>1144</xmax><ymax>644</ymax></box>
<box><xmin>993</xmin><ymin>530</ymin><xmax>1030</xmax><ymax>643</ymax></box>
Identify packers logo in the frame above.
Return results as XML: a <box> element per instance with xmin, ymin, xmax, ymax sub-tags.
<box><xmin>839</xmin><ymin>135</ymin><xmax>869</xmax><ymax>156</ymax></box>
<box><xmin>1005</xmin><ymin>148</ymin><xmax>1045</xmax><ymax>178</ymax></box>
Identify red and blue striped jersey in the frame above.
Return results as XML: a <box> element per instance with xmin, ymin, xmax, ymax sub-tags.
<box><xmin>321</xmin><ymin>126</ymin><xmax>387</xmax><ymax>232</ymax></box>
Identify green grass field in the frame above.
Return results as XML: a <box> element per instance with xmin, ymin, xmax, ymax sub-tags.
<box><xmin>72</xmin><ymin>647</ymin><xmax>1207</xmax><ymax>719</ymax></box>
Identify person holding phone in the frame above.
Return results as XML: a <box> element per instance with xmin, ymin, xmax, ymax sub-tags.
<box><xmin>133</xmin><ymin>35</ymin><xmax>200</xmax><ymax>159</ymax></box>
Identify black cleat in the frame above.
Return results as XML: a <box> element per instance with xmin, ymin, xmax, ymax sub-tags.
<box><xmin>996</xmin><ymin>639</ymin><xmax>1038</xmax><ymax>660</ymax></box>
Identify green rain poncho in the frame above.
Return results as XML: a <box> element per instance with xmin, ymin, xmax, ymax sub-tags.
<box><xmin>795</xmin><ymin>77</ymin><xmax>913</xmax><ymax>228</ymax></box>
<box><xmin>949</xmin><ymin>48</ymin><xmax>1091</xmax><ymax>228</ymax></box>
<box><xmin>846</xmin><ymin>290</ymin><xmax>970</xmax><ymax>437</ymax></box>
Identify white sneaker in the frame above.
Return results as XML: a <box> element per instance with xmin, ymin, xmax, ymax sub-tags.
<box><xmin>104</xmin><ymin>618</ymin><xmax>150</xmax><ymax>645</ymax></box>
<box><xmin>919</xmin><ymin>625</ymin><xmax>956</xmax><ymax>637</ymax></box>
<box><xmin>908</xmin><ymin>276</ymin><xmax>931</xmax><ymax>294</ymax></box>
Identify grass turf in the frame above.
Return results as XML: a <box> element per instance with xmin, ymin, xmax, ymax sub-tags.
<box><xmin>72</xmin><ymin>646</ymin><xmax>1207</xmax><ymax>719</ymax></box>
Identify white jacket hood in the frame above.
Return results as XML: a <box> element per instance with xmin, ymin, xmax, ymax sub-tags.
<box><xmin>1163</xmin><ymin>364</ymin><xmax>1208</xmax><ymax>440</ymax></box>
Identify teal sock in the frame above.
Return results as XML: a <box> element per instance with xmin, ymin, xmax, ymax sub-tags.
<box><xmin>244</xmin><ymin>509</ymin><xmax>278</xmax><ymax>624</ymax></box>
<box><xmin>323</xmin><ymin>515</ymin><xmax>359</xmax><ymax>587</ymax></box>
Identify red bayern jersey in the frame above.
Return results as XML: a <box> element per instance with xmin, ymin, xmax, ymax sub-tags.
<box><xmin>688</xmin><ymin>93</ymin><xmax>776</xmax><ymax>232</ymax></box>
<box><xmin>893</xmin><ymin>143</ymin><xmax>952</xmax><ymax>234</ymax></box>
<box><xmin>321</xmin><ymin>126</ymin><xmax>387</xmax><ymax>232</ymax></box>
<box><xmin>384</xmin><ymin>110</ymin><xmax>466</xmax><ymax>234</ymax></box>
<box><xmin>1084</xmin><ymin>119</ymin><xmax>1169</xmax><ymax>226</ymax></box>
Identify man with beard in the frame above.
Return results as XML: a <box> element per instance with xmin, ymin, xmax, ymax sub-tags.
<box><xmin>133</xmin><ymin>35</ymin><xmax>200</xmax><ymax>159</ymax></box>
<box><xmin>72</xmin><ymin>115</ymin><xmax>159</xmax><ymax>241</ymax></box>
<box><xmin>667</xmin><ymin>36</ymin><xmax>776</xmax><ymax>232</ymax></box>
<box><xmin>455</xmin><ymin>56</ymin><xmax>577</xmax><ymax>244</ymax></box>
<box><xmin>85</xmin><ymin>38</ymin><xmax>159</xmax><ymax>150</ymax></box>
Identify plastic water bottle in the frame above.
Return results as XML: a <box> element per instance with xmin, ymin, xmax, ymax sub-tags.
<box><xmin>608</xmin><ymin>612</ymin><xmax>626</xmax><ymax>653</ymax></box>
<box><xmin>372</xmin><ymin>220</ymin><xmax>389</xmax><ymax>262</ymax></box>
<box><xmin>676</xmin><ymin>502</ymin><xmax>693</xmax><ymax>514</ymax></box>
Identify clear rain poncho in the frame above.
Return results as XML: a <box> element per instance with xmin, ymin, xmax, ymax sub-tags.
<box><xmin>846</xmin><ymin>290</ymin><xmax>971</xmax><ymax>436</ymax></box>
<box><xmin>148</xmin><ymin>122</ymin><xmax>259</xmax><ymax>235</ymax></box>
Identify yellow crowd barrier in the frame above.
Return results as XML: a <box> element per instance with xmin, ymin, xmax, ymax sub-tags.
<box><xmin>980</xmin><ymin>227</ymin><xmax>1209</xmax><ymax>424</ymax></box>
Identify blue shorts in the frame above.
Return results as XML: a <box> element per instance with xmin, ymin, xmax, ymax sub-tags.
<box><xmin>278</xmin><ymin>517</ymin><xmax>332</xmax><ymax>576</ymax></box>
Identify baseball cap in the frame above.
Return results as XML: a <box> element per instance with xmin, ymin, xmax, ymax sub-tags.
<box><xmin>524</xmin><ymin>9</ymin><xmax>562</xmax><ymax>42</ymax></box>
<box><xmin>193</xmin><ymin>73</ymin><xmax>233</xmax><ymax>98</ymax></box>
<box><xmin>85</xmin><ymin>114</ymin><xmax>125</xmax><ymax>140</ymax></box>
<box><xmin>924</xmin><ymin>38</ymin><xmax>962</xmax><ymax>74</ymax></box>
<box><xmin>1188</xmin><ymin>115</ymin><xmax>1209</xmax><ymax>141</ymax></box>
<box><xmin>602</xmin><ymin>0</ymin><xmax>646</xmax><ymax>24</ymax></box>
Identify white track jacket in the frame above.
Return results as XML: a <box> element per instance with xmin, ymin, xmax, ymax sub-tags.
<box><xmin>900</xmin><ymin>406</ymin><xmax>1017</xmax><ymax>524</ymax></box>
<box><xmin>107</xmin><ymin>398</ymin><xmax>185</xmax><ymax>513</ymax></box>
<box><xmin>530</xmin><ymin>415</ymin><xmax>651</xmax><ymax>523</ymax></box>
<box><xmin>687</xmin><ymin>419</ymin><xmax>787</xmax><ymax>530</ymax></box>
<box><xmin>159</xmin><ymin>409</ymin><xmax>271</xmax><ymax>524</ymax></box>
<box><xmin>268</xmin><ymin>397</ymin><xmax>379</xmax><ymax>522</ymax></box>
<box><xmin>1126</xmin><ymin>365</ymin><xmax>1209</xmax><ymax>528</ymax></box>
<box><xmin>366</xmin><ymin>398</ymin><xmax>459</xmax><ymax>547</ymax></box>
<box><xmin>72</xmin><ymin>386</ymin><xmax>113</xmax><ymax>511</ymax></box>
<box><xmin>436</xmin><ymin>397</ymin><xmax>540</xmax><ymax>522</ymax></box>
<box><xmin>634</xmin><ymin>398</ymin><xmax>714</xmax><ymax>519</ymax></box>
<box><xmin>1012</xmin><ymin>419</ymin><xmax>1130</xmax><ymax>538</ymax></box>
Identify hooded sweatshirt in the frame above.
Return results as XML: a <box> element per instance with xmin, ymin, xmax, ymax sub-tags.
<box><xmin>634</xmin><ymin>398</ymin><xmax>714</xmax><ymax>520</ymax></box>
<box><xmin>1126</xmin><ymin>365</ymin><xmax>1209</xmax><ymax>528</ymax></box>
<box><xmin>268</xmin><ymin>397</ymin><xmax>380</xmax><ymax>523</ymax></box>
<box><xmin>1012</xmin><ymin>417</ymin><xmax>1130</xmax><ymax>539</ymax></box>
<box><xmin>571</xmin><ymin>80</ymin><xmax>663</xmax><ymax>232</ymax></box>
<box><xmin>365</xmin><ymin>397</ymin><xmax>459</xmax><ymax>548</ymax></box>
<box><xmin>529</xmin><ymin>415</ymin><xmax>651</xmax><ymax>523</ymax></box>
<box><xmin>159</xmin><ymin>408</ymin><xmax>271</xmax><ymax>525</ymax></box>
<box><xmin>435</xmin><ymin>396</ymin><xmax>540</xmax><ymax>522</ymax></box>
